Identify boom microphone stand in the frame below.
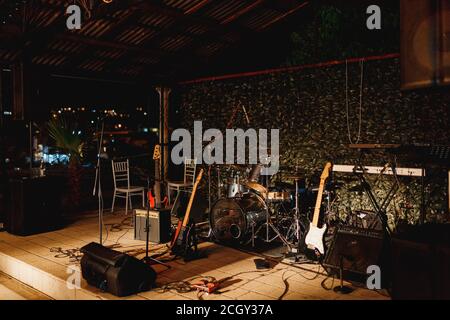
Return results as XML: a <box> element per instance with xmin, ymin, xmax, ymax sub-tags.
<box><xmin>93</xmin><ymin>120</ymin><xmax>105</xmax><ymax>245</ymax></box>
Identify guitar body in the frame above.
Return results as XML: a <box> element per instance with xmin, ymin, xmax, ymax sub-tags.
<box><xmin>171</xmin><ymin>223</ymin><xmax>197</xmax><ymax>257</ymax></box>
<box><xmin>152</xmin><ymin>145</ymin><xmax>162</xmax><ymax>208</ymax></box>
<box><xmin>170</xmin><ymin>169</ymin><xmax>203</xmax><ymax>256</ymax></box>
<box><xmin>170</xmin><ymin>221</ymin><xmax>182</xmax><ymax>248</ymax></box>
<box><xmin>305</xmin><ymin>223</ymin><xmax>327</xmax><ymax>255</ymax></box>
<box><xmin>147</xmin><ymin>190</ymin><xmax>155</xmax><ymax>209</ymax></box>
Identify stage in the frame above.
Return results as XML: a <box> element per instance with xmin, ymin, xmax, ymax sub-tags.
<box><xmin>0</xmin><ymin>212</ymin><xmax>389</xmax><ymax>300</ymax></box>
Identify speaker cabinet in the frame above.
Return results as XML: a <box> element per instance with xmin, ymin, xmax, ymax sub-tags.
<box><xmin>323</xmin><ymin>226</ymin><xmax>386</xmax><ymax>284</ymax></box>
<box><xmin>134</xmin><ymin>208</ymin><xmax>171</xmax><ymax>243</ymax></box>
<box><xmin>80</xmin><ymin>242</ymin><xmax>156</xmax><ymax>297</ymax></box>
<box><xmin>400</xmin><ymin>0</ymin><xmax>450</xmax><ymax>89</ymax></box>
<box><xmin>391</xmin><ymin>224</ymin><xmax>450</xmax><ymax>299</ymax></box>
<box><xmin>6</xmin><ymin>176</ymin><xmax>62</xmax><ymax>236</ymax></box>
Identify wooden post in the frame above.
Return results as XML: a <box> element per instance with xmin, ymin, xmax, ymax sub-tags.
<box><xmin>155</xmin><ymin>86</ymin><xmax>171</xmax><ymax>183</ymax></box>
<box><xmin>12</xmin><ymin>62</ymin><xmax>26</xmax><ymax>120</ymax></box>
<box><xmin>163</xmin><ymin>87</ymin><xmax>171</xmax><ymax>183</ymax></box>
<box><xmin>156</xmin><ymin>87</ymin><xmax>163</xmax><ymax>183</ymax></box>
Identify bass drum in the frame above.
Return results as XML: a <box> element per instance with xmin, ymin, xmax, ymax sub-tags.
<box><xmin>210</xmin><ymin>193</ymin><xmax>267</xmax><ymax>243</ymax></box>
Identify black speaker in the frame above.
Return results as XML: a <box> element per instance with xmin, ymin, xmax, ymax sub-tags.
<box><xmin>134</xmin><ymin>208</ymin><xmax>171</xmax><ymax>243</ymax></box>
<box><xmin>323</xmin><ymin>226</ymin><xmax>386</xmax><ymax>284</ymax></box>
<box><xmin>6</xmin><ymin>176</ymin><xmax>62</xmax><ymax>236</ymax></box>
<box><xmin>80</xmin><ymin>242</ymin><xmax>156</xmax><ymax>297</ymax></box>
<box><xmin>391</xmin><ymin>224</ymin><xmax>450</xmax><ymax>299</ymax></box>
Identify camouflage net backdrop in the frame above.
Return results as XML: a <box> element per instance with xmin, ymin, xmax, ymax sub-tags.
<box><xmin>176</xmin><ymin>58</ymin><xmax>450</xmax><ymax>227</ymax></box>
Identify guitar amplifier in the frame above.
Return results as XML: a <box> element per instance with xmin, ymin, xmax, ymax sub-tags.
<box><xmin>323</xmin><ymin>226</ymin><xmax>388</xmax><ymax>285</ymax></box>
<box><xmin>134</xmin><ymin>208</ymin><xmax>171</xmax><ymax>243</ymax></box>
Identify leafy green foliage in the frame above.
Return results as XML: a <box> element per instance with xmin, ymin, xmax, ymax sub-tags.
<box><xmin>47</xmin><ymin>117</ymin><xmax>84</xmax><ymax>165</ymax></box>
<box><xmin>286</xmin><ymin>3</ymin><xmax>399</xmax><ymax>66</ymax></box>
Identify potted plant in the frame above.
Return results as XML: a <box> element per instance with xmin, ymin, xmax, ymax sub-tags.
<box><xmin>47</xmin><ymin>117</ymin><xmax>85</xmax><ymax>211</ymax></box>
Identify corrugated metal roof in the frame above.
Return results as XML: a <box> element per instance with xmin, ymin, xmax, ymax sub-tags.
<box><xmin>0</xmin><ymin>0</ymin><xmax>309</xmax><ymax>80</ymax></box>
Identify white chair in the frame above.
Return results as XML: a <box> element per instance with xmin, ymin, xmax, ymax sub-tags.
<box><xmin>111</xmin><ymin>159</ymin><xmax>145</xmax><ymax>215</ymax></box>
<box><xmin>167</xmin><ymin>158</ymin><xmax>196</xmax><ymax>205</ymax></box>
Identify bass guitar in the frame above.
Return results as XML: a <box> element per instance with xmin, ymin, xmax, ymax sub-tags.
<box><xmin>304</xmin><ymin>162</ymin><xmax>332</xmax><ymax>256</ymax></box>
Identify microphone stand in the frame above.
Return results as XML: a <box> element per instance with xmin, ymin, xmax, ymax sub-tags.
<box><xmin>93</xmin><ymin>120</ymin><xmax>105</xmax><ymax>245</ymax></box>
<box><xmin>333</xmin><ymin>255</ymin><xmax>353</xmax><ymax>294</ymax></box>
<box><xmin>142</xmin><ymin>177</ymin><xmax>170</xmax><ymax>268</ymax></box>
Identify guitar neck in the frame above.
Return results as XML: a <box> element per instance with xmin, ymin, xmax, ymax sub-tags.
<box><xmin>154</xmin><ymin>164</ymin><xmax>161</xmax><ymax>207</ymax></box>
<box><xmin>181</xmin><ymin>169</ymin><xmax>203</xmax><ymax>227</ymax></box>
<box><xmin>312</xmin><ymin>181</ymin><xmax>325</xmax><ymax>227</ymax></box>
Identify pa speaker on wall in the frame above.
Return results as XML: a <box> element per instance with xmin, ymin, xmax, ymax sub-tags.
<box><xmin>400</xmin><ymin>0</ymin><xmax>450</xmax><ymax>89</ymax></box>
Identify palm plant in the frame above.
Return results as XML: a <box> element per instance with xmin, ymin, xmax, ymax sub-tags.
<box><xmin>47</xmin><ymin>117</ymin><xmax>85</xmax><ymax>210</ymax></box>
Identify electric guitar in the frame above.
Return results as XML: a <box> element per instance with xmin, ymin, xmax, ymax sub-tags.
<box><xmin>304</xmin><ymin>162</ymin><xmax>332</xmax><ymax>256</ymax></box>
<box><xmin>147</xmin><ymin>145</ymin><xmax>162</xmax><ymax>209</ymax></box>
<box><xmin>170</xmin><ymin>169</ymin><xmax>204</xmax><ymax>254</ymax></box>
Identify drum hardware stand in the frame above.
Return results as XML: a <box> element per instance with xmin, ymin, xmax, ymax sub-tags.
<box><xmin>244</xmin><ymin>221</ymin><xmax>258</xmax><ymax>248</ymax></box>
<box><xmin>255</xmin><ymin>206</ymin><xmax>292</xmax><ymax>250</ymax></box>
<box><xmin>254</xmin><ymin>159</ymin><xmax>291</xmax><ymax>250</ymax></box>
<box><xmin>286</xmin><ymin>177</ymin><xmax>307</xmax><ymax>261</ymax></box>
<box><xmin>217</xmin><ymin>166</ymin><xmax>222</xmax><ymax>199</ymax></box>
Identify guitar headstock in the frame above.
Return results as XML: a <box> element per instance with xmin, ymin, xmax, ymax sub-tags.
<box><xmin>153</xmin><ymin>144</ymin><xmax>161</xmax><ymax>160</ymax></box>
<box><xmin>320</xmin><ymin>162</ymin><xmax>333</xmax><ymax>180</ymax></box>
<box><xmin>195</xmin><ymin>169</ymin><xmax>204</xmax><ymax>184</ymax></box>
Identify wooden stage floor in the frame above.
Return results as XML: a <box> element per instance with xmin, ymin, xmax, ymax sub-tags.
<box><xmin>0</xmin><ymin>212</ymin><xmax>390</xmax><ymax>300</ymax></box>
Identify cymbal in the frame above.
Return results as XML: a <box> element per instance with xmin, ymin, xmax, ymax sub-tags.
<box><xmin>243</xmin><ymin>181</ymin><xmax>268</xmax><ymax>196</ymax></box>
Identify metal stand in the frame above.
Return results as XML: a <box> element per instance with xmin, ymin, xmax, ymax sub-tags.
<box><xmin>93</xmin><ymin>120</ymin><xmax>105</xmax><ymax>245</ymax></box>
<box><xmin>284</xmin><ymin>177</ymin><xmax>308</xmax><ymax>261</ymax></box>
<box><xmin>142</xmin><ymin>178</ymin><xmax>170</xmax><ymax>268</ymax></box>
<box><xmin>255</xmin><ymin>207</ymin><xmax>292</xmax><ymax>249</ymax></box>
<box><xmin>333</xmin><ymin>255</ymin><xmax>353</xmax><ymax>294</ymax></box>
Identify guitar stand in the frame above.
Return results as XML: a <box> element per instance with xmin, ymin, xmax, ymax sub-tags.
<box><xmin>172</xmin><ymin>222</ymin><xmax>207</xmax><ymax>262</ymax></box>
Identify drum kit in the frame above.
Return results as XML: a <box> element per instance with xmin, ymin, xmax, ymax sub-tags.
<box><xmin>208</xmin><ymin>162</ymin><xmax>334</xmax><ymax>254</ymax></box>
